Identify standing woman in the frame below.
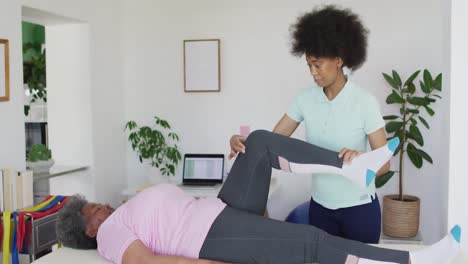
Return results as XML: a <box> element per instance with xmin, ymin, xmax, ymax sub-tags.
<box><xmin>229</xmin><ymin>5</ymin><xmax>389</xmax><ymax>243</ymax></box>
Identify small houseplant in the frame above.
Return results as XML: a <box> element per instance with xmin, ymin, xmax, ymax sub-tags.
<box><xmin>23</xmin><ymin>43</ymin><xmax>47</xmax><ymax>102</ymax></box>
<box><xmin>26</xmin><ymin>144</ymin><xmax>54</xmax><ymax>173</ymax></box>
<box><xmin>23</xmin><ymin>43</ymin><xmax>47</xmax><ymax>116</ymax></box>
<box><xmin>376</xmin><ymin>69</ymin><xmax>442</xmax><ymax>238</ymax></box>
<box><xmin>125</xmin><ymin>116</ymin><xmax>182</xmax><ymax>177</ymax></box>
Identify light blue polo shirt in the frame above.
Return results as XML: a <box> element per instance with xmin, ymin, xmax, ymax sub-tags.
<box><xmin>287</xmin><ymin>79</ymin><xmax>385</xmax><ymax>209</ymax></box>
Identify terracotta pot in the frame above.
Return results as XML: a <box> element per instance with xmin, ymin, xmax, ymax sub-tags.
<box><xmin>382</xmin><ymin>194</ymin><xmax>420</xmax><ymax>238</ymax></box>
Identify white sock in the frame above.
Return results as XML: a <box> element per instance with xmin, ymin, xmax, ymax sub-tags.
<box><xmin>341</xmin><ymin>137</ymin><xmax>399</xmax><ymax>188</ymax></box>
<box><xmin>344</xmin><ymin>225</ymin><xmax>461</xmax><ymax>264</ymax></box>
<box><xmin>345</xmin><ymin>255</ymin><xmax>397</xmax><ymax>264</ymax></box>
<box><xmin>278</xmin><ymin>137</ymin><xmax>399</xmax><ymax>189</ymax></box>
<box><xmin>409</xmin><ymin>225</ymin><xmax>461</xmax><ymax>264</ymax></box>
<box><xmin>358</xmin><ymin>259</ymin><xmax>397</xmax><ymax>264</ymax></box>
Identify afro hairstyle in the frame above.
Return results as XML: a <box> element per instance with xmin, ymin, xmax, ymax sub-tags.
<box><xmin>290</xmin><ymin>5</ymin><xmax>369</xmax><ymax>71</ymax></box>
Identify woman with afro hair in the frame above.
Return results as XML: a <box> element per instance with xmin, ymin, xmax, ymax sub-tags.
<box><xmin>229</xmin><ymin>5</ymin><xmax>388</xmax><ymax>243</ymax></box>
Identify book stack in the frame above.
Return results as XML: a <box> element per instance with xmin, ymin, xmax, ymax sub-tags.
<box><xmin>0</xmin><ymin>169</ymin><xmax>34</xmax><ymax>211</ymax></box>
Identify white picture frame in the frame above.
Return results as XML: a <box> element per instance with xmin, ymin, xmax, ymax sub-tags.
<box><xmin>0</xmin><ymin>39</ymin><xmax>10</xmax><ymax>102</ymax></box>
<box><xmin>183</xmin><ymin>39</ymin><xmax>220</xmax><ymax>92</ymax></box>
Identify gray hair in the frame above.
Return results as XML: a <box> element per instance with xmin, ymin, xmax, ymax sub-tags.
<box><xmin>56</xmin><ymin>194</ymin><xmax>97</xmax><ymax>249</ymax></box>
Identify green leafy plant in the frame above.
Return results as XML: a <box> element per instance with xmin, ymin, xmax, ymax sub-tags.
<box><xmin>27</xmin><ymin>144</ymin><xmax>52</xmax><ymax>162</ymax></box>
<box><xmin>23</xmin><ymin>42</ymin><xmax>47</xmax><ymax>105</ymax></box>
<box><xmin>375</xmin><ymin>69</ymin><xmax>442</xmax><ymax>201</ymax></box>
<box><xmin>125</xmin><ymin>116</ymin><xmax>182</xmax><ymax>176</ymax></box>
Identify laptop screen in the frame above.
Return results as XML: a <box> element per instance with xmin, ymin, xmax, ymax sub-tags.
<box><xmin>183</xmin><ymin>154</ymin><xmax>224</xmax><ymax>184</ymax></box>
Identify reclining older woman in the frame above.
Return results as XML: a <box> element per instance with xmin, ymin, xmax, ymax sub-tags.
<box><xmin>56</xmin><ymin>130</ymin><xmax>461</xmax><ymax>264</ymax></box>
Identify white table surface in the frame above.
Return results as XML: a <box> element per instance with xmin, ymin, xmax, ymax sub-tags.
<box><xmin>32</xmin><ymin>247</ymin><xmax>110</xmax><ymax>264</ymax></box>
<box><xmin>32</xmin><ymin>244</ymin><xmax>466</xmax><ymax>264</ymax></box>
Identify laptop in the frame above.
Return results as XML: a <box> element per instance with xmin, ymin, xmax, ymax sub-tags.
<box><xmin>179</xmin><ymin>154</ymin><xmax>224</xmax><ymax>187</ymax></box>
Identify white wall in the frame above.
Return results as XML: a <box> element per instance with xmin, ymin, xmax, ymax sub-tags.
<box><xmin>20</xmin><ymin>0</ymin><xmax>127</xmax><ymax>206</ymax></box>
<box><xmin>122</xmin><ymin>0</ymin><xmax>450</xmax><ymax>243</ymax></box>
<box><xmin>46</xmin><ymin>24</ymin><xmax>93</xmax><ymax>167</ymax></box>
<box><xmin>449</xmin><ymin>0</ymin><xmax>468</xmax><ymax>259</ymax></box>
<box><xmin>46</xmin><ymin>24</ymin><xmax>95</xmax><ymax>200</ymax></box>
<box><xmin>0</xmin><ymin>1</ymin><xmax>26</xmax><ymax>171</ymax></box>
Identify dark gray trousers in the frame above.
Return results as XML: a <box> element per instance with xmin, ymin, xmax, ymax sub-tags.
<box><xmin>199</xmin><ymin>130</ymin><xmax>409</xmax><ymax>264</ymax></box>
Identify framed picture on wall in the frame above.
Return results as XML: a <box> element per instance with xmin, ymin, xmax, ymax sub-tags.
<box><xmin>183</xmin><ymin>39</ymin><xmax>220</xmax><ymax>92</ymax></box>
<box><xmin>0</xmin><ymin>39</ymin><xmax>10</xmax><ymax>102</ymax></box>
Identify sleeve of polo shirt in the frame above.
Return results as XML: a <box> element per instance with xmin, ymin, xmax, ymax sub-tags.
<box><xmin>287</xmin><ymin>94</ymin><xmax>304</xmax><ymax>122</ymax></box>
<box><xmin>363</xmin><ymin>95</ymin><xmax>385</xmax><ymax>134</ymax></box>
<box><xmin>97</xmin><ymin>220</ymin><xmax>138</xmax><ymax>264</ymax></box>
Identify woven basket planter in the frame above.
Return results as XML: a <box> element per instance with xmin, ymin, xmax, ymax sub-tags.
<box><xmin>382</xmin><ymin>194</ymin><xmax>420</xmax><ymax>238</ymax></box>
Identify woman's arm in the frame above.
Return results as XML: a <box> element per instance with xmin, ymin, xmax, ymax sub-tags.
<box><xmin>368</xmin><ymin>127</ymin><xmax>391</xmax><ymax>176</ymax></box>
<box><xmin>272</xmin><ymin>114</ymin><xmax>300</xmax><ymax>136</ymax></box>
<box><xmin>122</xmin><ymin>240</ymin><xmax>227</xmax><ymax>264</ymax></box>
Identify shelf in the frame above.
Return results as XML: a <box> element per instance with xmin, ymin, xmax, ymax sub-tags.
<box><xmin>32</xmin><ymin>165</ymin><xmax>89</xmax><ymax>181</ymax></box>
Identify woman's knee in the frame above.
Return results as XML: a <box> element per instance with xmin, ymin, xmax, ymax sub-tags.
<box><xmin>245</xmin><ymin>130</ymin><xmax>271</xmax><ymax>150</ymax></box>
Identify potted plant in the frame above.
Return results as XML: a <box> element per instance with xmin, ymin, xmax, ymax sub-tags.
<box><xmin>26</xmin><ymin>144</ymin><xmax>54</xmax><ymax>174</ymax></box>
<box><xmin>125</xmin><ymin>116</ymin><xmax>182</xmax><ymax>178</ymax></box>
<box><xmin>23</xmin><ymin>43</ymin><xmax>46</xmax><ymax>116</ymax></box>
<box><xmin>375</xmin><ymin>69</ymin><xmax>442</xmax><ymax>238</ymax></box>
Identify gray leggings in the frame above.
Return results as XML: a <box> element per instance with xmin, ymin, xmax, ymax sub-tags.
<box><xmin>199</xmin><ymin>130</ymin><xmax>409</xmax><ymax>264</ymax></box>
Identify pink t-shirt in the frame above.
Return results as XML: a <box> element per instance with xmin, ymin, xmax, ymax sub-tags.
<box><xmin>96</xmin><ymin>183</ymin><xmax>226</xmax><ymax>264</ymax></box>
